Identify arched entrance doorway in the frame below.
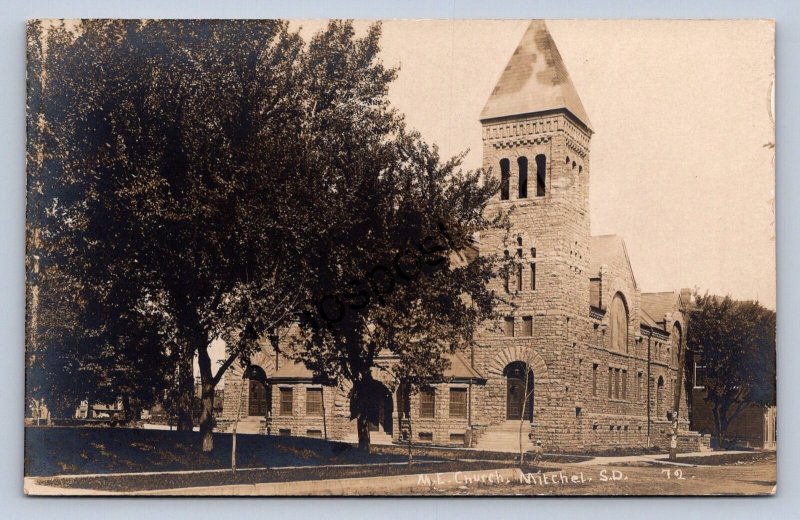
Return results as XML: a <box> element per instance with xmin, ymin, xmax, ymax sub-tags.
<box><xmin>244</xmin><ymin>365</ymin><xmax>271</xmax><ymax>417</ymax></box>
<box><xmin>367</xmin><ymin>382</ymin><xmax>393</xmax><ymax>435</ymax></box>
<box><xmin>504</xmin><ymin>361</ymin><xmax>534</xmax><ymax>421</ymax></box>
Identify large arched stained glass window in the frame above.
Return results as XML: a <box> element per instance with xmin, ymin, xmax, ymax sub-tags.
<box><xmin>609</xmin><ymin>293</ymin><xmax>629</xmax><ymax>352</ymax></box>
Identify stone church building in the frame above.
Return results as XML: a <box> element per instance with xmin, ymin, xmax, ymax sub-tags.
<box><xmin>220</xmin><ymin>20</ymin><xmax>708</xmax><ymax>452</ymax></box>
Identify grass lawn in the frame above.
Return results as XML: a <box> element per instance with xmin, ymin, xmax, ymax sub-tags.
<box><xmin>26</xmin><ymin>426</ymin><xmax>553</xmax><ymax>493</ymax></box>
<box><xmin>24</xmin><ymin>426</ymin><xmax>438</xmax><ymax>477</ymax></box>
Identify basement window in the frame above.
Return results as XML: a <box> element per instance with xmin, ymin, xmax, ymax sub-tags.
<box><xmin>450</xmin><ymin>433</ymin><xmax>466</xmax><ymax>445</ymax></box>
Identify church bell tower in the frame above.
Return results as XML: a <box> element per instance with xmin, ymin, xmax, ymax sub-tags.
<box><xmin>481</xmin><ymin>20</ymin><xmax>593</xmax><ymax>317</ymax></box>
<box><xmin>477</xmin><ymin>21</ymin><xmax>594</xmax><ymax>441</ymax></box>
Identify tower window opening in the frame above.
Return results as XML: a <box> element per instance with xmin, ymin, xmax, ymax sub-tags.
<box><xmin>517</xmin><ymin>263</ymin><xmax>523</xmax><ymax>291</ymax></box>
<box><xmin>535</xmin><ymin>154</ymin><xmax>547</xmax><ymax>196</ymax></box>
<box><xmin>500</xmin><ymin>159</ymin><xmax>510</xmax><ymax>200</ymax></box>
<box><xmin>530</xmin><ymin>262</ymin><xmax>536</xmax><ymax>291</ymax></box>
<box><xmin>518</xmin><ymin>156</ymin><xmax>528</xmax><ymax>199</ymax></box>
<box><xmin>522</xmin><ymin>316</ymin><xmax>533</xmax><ymax>336</ymax></box>
<box><xmin>504</xmin><ymin>316</ymin><xmax>515</xmax><ymax>337</ymax></box>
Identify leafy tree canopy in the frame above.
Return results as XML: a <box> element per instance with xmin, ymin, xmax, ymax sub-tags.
<box><xmin>687</xmin><ymin>293</ymin><xmax>776</xmax><ymax>445</ymax></box>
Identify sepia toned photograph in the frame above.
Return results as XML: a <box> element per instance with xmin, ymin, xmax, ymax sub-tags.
<box><xmin>24</xmin><ymin>18</ymin><xmax>776</xmax><ymax>496</ymax></box>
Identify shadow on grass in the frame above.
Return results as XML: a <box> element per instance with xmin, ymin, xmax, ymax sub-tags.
<box><xmin>25</xmin><ymin>426</ymin><xmax>426</xmax><ymax>477</ymax></box>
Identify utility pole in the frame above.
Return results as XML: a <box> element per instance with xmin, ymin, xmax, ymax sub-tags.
<box><xmin>669</xmin><ymin>320</ymin><xmax>687</xmax><ymax>461</ymax></box>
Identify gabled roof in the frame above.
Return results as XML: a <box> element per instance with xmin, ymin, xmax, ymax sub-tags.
<box><xmin>443</xmin><ymin>351</ymin><xmax>485</xmax><ymax>382</ymax></box>
<box><xmin>641</xmin><ymin>292</ymin><xmax>681</xmax><ymax>325</ymax></box>
<box><xmin>270</xmin><ymin>358</ymin><xmax>314</xmax><ymax>382</ymax></box>
<box><xmin>589</xmin><ymin>234</ymin><xmax>637</xmax><ymax>289</ymax></box>
<box><xmin>267</xmin><ymin>352</ymin><xmax>485</xmax><ymax>384</ymax></box>
<box><xmin>639</xmin><ymin>307</ymin><xmax>660</xmax><ymax>329</ymax></box>
<box><xmin>480</xmin><ymin>20</ymin><xmax>592</xmax><ymax>131</ymax></box>
<box><xmin>590</xmin><ymin>234</ymin><xmax>621</xmax><ymax>274</ymax></box>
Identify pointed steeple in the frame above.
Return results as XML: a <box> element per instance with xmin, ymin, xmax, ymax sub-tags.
<box><xmin>481</xmin><ymin>20</ymin><xmax>592</xmax><ymax>131</ymax></box>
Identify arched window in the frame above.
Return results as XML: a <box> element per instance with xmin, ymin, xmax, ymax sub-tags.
<box><xmin>535</xmin><ymin>154</ymin><xmax>547</xmax><ymax>196</ymax></box>
<box><xmin>609</xmin><ymin>293</ymin><xmax>629</xmax><ymax>352</ymax></box>
<box><xmin>518</xmin><ymin>156</ymin><xmax>528</xmax><ymax>199</ymax></box>
<box><xmin>500</xmin><ymin>159</ymin><xmax>510</xmax><ymax>200</ymax></box>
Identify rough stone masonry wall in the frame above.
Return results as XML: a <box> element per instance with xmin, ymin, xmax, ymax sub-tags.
<box><xmin>406</xmin><ymin>382</ymin><xmax>482</xmax><ymax>446</ymax></box>
<box><xmin>268</xmin><ymin>383</ymin><xmax>338</xmax><ymax>438</ymax></box>
<box><xmin>582</xmin><ymin>249</ymin><xmax>650</xmax><ymax>449</ymax></box>
<box><xmin>580</xmin><ymin>253</ymin><xmax>692</xmax><ymax>449</ymax></box>
<box><xmin>475</xmin><ymin>113</ymin><xmax>592</xmax><ymax>451</ymax></box>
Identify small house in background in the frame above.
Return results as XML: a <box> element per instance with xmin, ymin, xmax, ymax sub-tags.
<box><xmin>75</xmin><ymin>398</ymin><xmax>124</xmax><ymax>420</ymax></box>
<box><xmin>687</xmin><ymin>353</ymin><xmax>776</xmax><ymax>449</ymax></box>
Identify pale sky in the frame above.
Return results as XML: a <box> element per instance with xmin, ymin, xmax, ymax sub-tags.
<box><xmin>293</xmin><ymin>19</ymin><xmax>776</xmax><ymax>309</ymax></box>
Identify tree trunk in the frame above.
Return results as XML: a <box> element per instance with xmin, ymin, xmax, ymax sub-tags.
<box><xmin>199</xmin><ymin>380</ymin><xmax>216</xmax><ymax>452</ymax></box>
<box><xmin>122</xmin><ymin>394</ymin><xmax>135</xmax><ymax>423</ymax></box>
<box><xmin>197</xmin><ymin>345</ymin><xmax>216</xmax><ymax>452</ymax></box>
<box><xmin>712</xmin><ymin>402</ymin><xmax>728</xmax><ymax>448</ymax></box>
<box><xmin>356</xmin><ymin>412</ymin><xmax>371</xmax><ymax>454</ymax></box>
<box><xmin>175</xmin><ymin>348</ymin><xmax>195</xmax><ymax>431</ymax></box>
<box><xmin>407</xmin><ymin>414</ymin><xmax>413</xmax><ymax>466</ymax></box>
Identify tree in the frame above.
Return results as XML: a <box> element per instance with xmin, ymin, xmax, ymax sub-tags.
<box><xmin>286</xmin><ymin>22</ymin><xmax>503</xmax><ymax>453</ymax></box>
<box><xmin>28</xmin><ymin>19</ymin><xmax>316</xmax><ymax>451</ymax></box>
<box><xmin>28</xmin><ymin>19</ymin><xmax>503</xmax><ymax>455</ymax></box>
<box><xmin>687</xmin><ymin>294</ymin><xmax>776</xmax><ymax>447</ymax></box>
